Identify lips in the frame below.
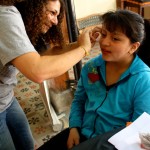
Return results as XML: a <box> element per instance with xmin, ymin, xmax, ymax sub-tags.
<box><xmin>101</xmin><ymin>48</ymin><xmax>111</xmax><ymax>54</ymax></box>
<box><xmin>45</xmin><ymin>24</ymin><xmax>52</xmax><ymax>29</ymax></box>
<box><xmin>42</xmin><ymin>24</ymin><xmax>51</xmax><ymax>33</ymax></box>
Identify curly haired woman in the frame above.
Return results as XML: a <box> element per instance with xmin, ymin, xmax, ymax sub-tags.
<box><xmin>0</xmin><ymin>0</ymin><xmax>92</xmax><ymax>149</ymax></box>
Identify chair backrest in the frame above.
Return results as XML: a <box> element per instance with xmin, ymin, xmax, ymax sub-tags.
<box><xmin>76</xmin><ymin>13</ymin><xmax>102</xmax><ymax>33</ymax></box>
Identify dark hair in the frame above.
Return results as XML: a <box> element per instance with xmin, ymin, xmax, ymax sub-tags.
<box><xmin>101</xmin><ymin>9</ymin><xmax>145</xmax><ymax>44</ymax></box>
<box><xmin>0</xmin><ymin>0</ymin><xmax>23</xmax><ymax>5</ymax></box>
<box><xmin>14</xmin><ymin>0</ymin><xmax>65</xmax><ymax>52</ymax></box>
<box><xmin>137</xmin><ymin>19</ymin><xmax>150</xmax><ymax>67</ymax></box>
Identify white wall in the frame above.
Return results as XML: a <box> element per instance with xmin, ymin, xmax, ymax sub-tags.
<box><xmin>74</xmin><ymin>0</ymin><xmax>116</xmax><ymax>19</ymax></box>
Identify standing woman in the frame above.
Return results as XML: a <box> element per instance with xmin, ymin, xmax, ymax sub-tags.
<box><xmin>0</xmin><ymin>0</ymin><xmax>91</xmax><ymax>149</ymax></box>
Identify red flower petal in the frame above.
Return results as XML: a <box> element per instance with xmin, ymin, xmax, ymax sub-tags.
<box><xmin>88</xmin><ymin>73</ymin><xmax>100</xmax><ymax>83</ymax></box>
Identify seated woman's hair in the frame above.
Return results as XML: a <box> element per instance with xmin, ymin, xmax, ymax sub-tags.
<box><xmin>137</xmin><ymin>19</ymin><xmax>150</xmax><ymax>67</ymax></box>
<box><xmin>101</xmin><ymin>10</ymin><xmax>150</xmax><ymax>67</ymax></box>
<box><xmin>101</xmin><ymin>9</ymin><xmax>145</xmax><ymax>44</ymax></box>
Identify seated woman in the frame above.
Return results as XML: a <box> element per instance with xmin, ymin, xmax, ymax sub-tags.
<box><xmin>38</xmin><ymin>10</ymin><xmax>150</xmax><ymax>150</ymax></box>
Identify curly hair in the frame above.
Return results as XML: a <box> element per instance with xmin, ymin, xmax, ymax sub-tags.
<box><xmin>0</xmin><ymin>0</ymin><xmax>23</xmax><ymax>5</ymax></box>
<box><xmin>1</xmin><ymin>0</ymin><xmax>65</xmax><ymax>52</ymax></box>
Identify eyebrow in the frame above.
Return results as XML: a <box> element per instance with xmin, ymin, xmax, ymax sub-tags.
<box><xmin>46</xmin><ymin>7</ymin><xmax>59</xmax><ymax>15</ymax></box>
<box><xmin>110</xmin><ymin>30</ymin><xmax>124</xmax><ymax>35</ymax></box>
<box><xmin>52</xmin><ymin>9</ymin><xmax>58</xmax><ymax>14</ymax></box>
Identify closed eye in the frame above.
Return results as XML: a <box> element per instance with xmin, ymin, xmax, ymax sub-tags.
<box><xmin>101</xmin><ymin>33</ymin><xmax>106</xmax><ymax>38</ymax></box>
<box><xmin>112</xmin><ymin>37</ymin><xmax>120</xmax><ymax>41</ymax></box>
<box><xmin>45</xmin><ymin>7</ymin><xmax>58</xmax><ymax>17</ymax></box>
<box><xmin>50</xmin><ymin>11</ymin><xmax>56</xmax><ymax>16</ymax></box>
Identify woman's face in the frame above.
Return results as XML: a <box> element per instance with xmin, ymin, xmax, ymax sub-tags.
<box><xmin>99</xmin><ymin>26</ymin><xmax>139</xmax><ymax>62</ymax></box>
<box><xmin>41</xmin><ymin>0</ymin><xmax>60</xmax><ymax>33</ymax></box>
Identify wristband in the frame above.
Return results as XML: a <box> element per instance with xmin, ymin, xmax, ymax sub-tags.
<box><xmin>81</xmin><ymin>46</ymin><xmax>89</xmax><ymax>57</ymax></box>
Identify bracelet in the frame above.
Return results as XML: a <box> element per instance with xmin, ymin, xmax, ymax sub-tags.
<box><xmin>80</xmin><ymin>46</ymin><xmax>89</xmax><ymax>57</ymax></box>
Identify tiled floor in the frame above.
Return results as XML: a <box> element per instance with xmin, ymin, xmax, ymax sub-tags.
<box><xmin>13</xmin><ymin>42</ymin><xmax>101</xmax><ymax>149</ymax></box>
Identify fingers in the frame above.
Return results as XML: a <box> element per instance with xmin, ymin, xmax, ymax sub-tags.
<box><xmin>67</xmin><ymin>138</ymin><xmax>80</xmax><ymax>149</ymax></box>
<box><xmin>77</xmin><ymin>29</ymin><xmax>91</xmax><ymax>52</ymax></box>
<box><xmin>90</xmin><ymin>26</ymin><xmax>102</xmax><ymax>47</ymax></box>
<box><xmin>78</xmin><ymin>25</ymin><xmax>101</xmax><ymax>50</ymax></box>
<box><xmin>92</xmin><ymin>26</ymin><xmax>101</xmax><ymax>37</ymax></box>
<box><xmin>74</xmin><ymin>138</ymin><xmax>80</xmax><ymax>145</ymax></box>
<box><xmin>92</xmin><ymin>25</ymin><xmax>102</xmax><ymax>34</ymax></box>
<box><xmin>67</xmin><ymin>128</ymin><xmax>80</xmax><ymax>149</ymax></box>
<box><xmin>67</xmin><ymin>141</ymin><xmax>75</xmax><ymax>149</ymax></box>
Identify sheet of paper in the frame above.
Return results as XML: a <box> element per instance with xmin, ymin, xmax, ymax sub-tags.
<box><xmin>108</xmin><ymin>112</ymin><xmax>150</xmax><ymax>150</ymax></box>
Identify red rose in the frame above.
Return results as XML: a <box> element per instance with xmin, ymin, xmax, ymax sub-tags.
<box><xmin>88</xmin><ymin>73</ymin><xmax>100</xmax><ymax>83</ymax></box>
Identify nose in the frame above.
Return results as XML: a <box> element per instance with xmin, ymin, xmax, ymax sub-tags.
<box><xmin>51</xmin><ymin>16</ymin><xmax>58</xmax><ymax>25</ymax></box>
<box><xmin>100</xmin><ymin>36</ymin><xmax>111</xmax><ymax>46</ymax></box>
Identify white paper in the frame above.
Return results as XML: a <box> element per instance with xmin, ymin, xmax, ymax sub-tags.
<box><xmin>108</xmin><ymin>112</ymin><xmax>150</xmax><ymax>150</ymax></box>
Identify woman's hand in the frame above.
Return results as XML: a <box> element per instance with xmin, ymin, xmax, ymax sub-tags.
<box><xmin>67</xmin><ymin>128</ymin><xmax>80</xmax><ymax>149</ymax></box>
<box><xmin>90</xmin><ymin>25</ymin><xmax>102</xmax><ymax>47</ymax></box>
<box><xmin>77</xmin><ymin>29</ymin><xmax>92</xmax><ymax>53</ymax></box>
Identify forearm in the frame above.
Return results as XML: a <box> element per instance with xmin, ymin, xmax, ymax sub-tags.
<box><xmin>12</xmin><ymin>46</ymin><xmax>86</xmax><ymax>83</ymax></box>
<box><xmin>12</xmin><ymin>29</ymin><xmax>91</xmax><ymax>83</ymax></box>
<box><xmin>38</xmin><ymin>46</ymin><xmax>85</xmax><ymax>79</ymax></box>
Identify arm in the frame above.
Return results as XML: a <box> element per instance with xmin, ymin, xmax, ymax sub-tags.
<box><xmin>69</xmin><ymin>77</ymin><xmax>87</xmax><ymax>128</ymax></box>
<box><xmin>1</xmin><ymin>8</ymin><xmax>91</xmax><ymax>83</ymax></box>
<box><xmin>67</xmin><ymin>68</ymin><xmax>87</xmax><ymax>149</ymax></box>
<box><xmin>12</xmin><ymin>29</ymin><xmax>91</xmax><ymax>83</ymax></box>
<box><xmin>132</xmin><ymin>74</ymin><xmax>150</xmax><ymax>121</ymax></box>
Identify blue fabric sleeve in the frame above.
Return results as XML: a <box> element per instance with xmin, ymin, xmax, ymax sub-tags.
<box><xmin>132</xmin><ymin>72</ymin><xmax>150</xmax><ymax>121</ymax></box>
<box><xmin>69</xmin><ymin>66</ymin><xmax>88</xmax><ymax>128</ymax></box>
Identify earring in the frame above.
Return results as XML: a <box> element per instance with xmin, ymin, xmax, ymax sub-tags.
<box><xmin>128</xmin><ymin>51</ymin><xmax>131</xmax><ymax>54</ymax></box>
<box><xmin>128</xmin><ymin>50</ymin><xmax>135</xmax><ymax>54</ymax></box>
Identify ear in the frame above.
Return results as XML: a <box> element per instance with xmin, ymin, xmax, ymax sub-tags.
<box><xmin>129</xmin><ymin>42</ymin><xmax>140</xmax><ymax>54</ymax></box>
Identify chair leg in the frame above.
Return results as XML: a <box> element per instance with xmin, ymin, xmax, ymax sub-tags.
<box><xmin>40</xmin><ymin>80</ymin><xmax>64</xmax><ymax>132</ymax></box>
